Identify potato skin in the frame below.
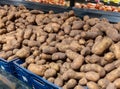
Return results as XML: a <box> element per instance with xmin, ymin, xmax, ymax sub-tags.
<box><xmin>71</xmin><ymin>55</ymin><xmax>84</xmax><ymax>70</ymax></box>
<box><xmin>79</xmin><ymin>77</ymin><xmax>87</xmax><ymax>86</ymax></box>
<box><xmin>98</xmin><ymin>78</ymin><xmax>110</xmax><ymax>89</ymax></box>
<box><xmin>106</xmin><ymin>83</ymin><xmax>116</xmax><ymax>89</ymax></box>
<box><xmin>44</xmin><ymin>68</ymin><xmax>57</xmax><ymax>78</ymax></box>
<box><xmin>28</xmin><ymin>64</ymin><xmax>46</xmax><ymax>76</ymax></box>
<box><xmin>92</xmin><ymin>37</ymin><xmax>112</xmax><ymax>55</ymax></box>
<box><xmin>52</xmin><ymin>52</ymin><xmax>66</xmax><ymax>60</ymax></box>
<box><xmin>54</xmin><ymin>77</ymin><xmax>63</xmax><ymax>87</ymax></box>
<box><xmin>16</xmin><ymin>47</ymin><xmax>30</xmax><ymax>58</ymax></box>
<box><xmin>74</xmin><ymin>85</ymin><xmax>84</xmax><ymax>89</ymax></box>
<box><xmin>63</xmin><ymin>79</ymin><xmax>77</xmax><ymax>89</ymax></box>
<box><xmin>85</xmin><ymin>71</ymin><xmax>100</xmax><ymax>82</ymax></box>
<box><xmin>104</xmin><ymin>52</ymin><xmax>115</xmax><ymax>62</ymax></box>
<box><xmin>105</xmin><ymin>67</ymin><xmax>120</xmax><ymax>82</ymax></box>
<box><xmin>80</xmin><ymin>64</ymin><xmax>105</xmax><ymax>77</ymax></box>
<box><xmin>113</xmin><ymin>78</ymin><xmax>120</xmax><ymax>88</ymax></box>
<box><xmin>87</xmin><ymin>82</ymin><xmax>100</xmax><ymax>89</ymax></box>
<box><xmin>110</xmin><ymin>42</ymin><xmax>120</xmax><ymax>59</ymax></box>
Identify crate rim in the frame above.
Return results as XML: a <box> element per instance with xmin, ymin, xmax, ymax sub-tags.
<box><xmin>73</xmin><ymin>7</ymin><xmax>120</xmax><ymax>17</ymax></box>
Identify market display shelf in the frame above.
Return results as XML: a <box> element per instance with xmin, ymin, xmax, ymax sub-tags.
<box><xmin>0</xmin><ymin>58</ymin><xmax>16</xmax><ymax>74</ymax></box>
<box><xmin>73</xmin><ymin>7</ymin><xmax>120</xmax><ymax>23</ymax></box>
<box><xmin>0</xmin><ymin>0</ymin><xmax>71</xmax><ymax>13</ymax></box>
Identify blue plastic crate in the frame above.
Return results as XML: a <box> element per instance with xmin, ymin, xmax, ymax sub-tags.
<box><xmin>31</xmin><ymin>73</ymin><xmax>60</xmax><ymax>89</ymax></box>
<box><xmin>13</xmin><ymin>59</ymin><xmax>61</xmax><ymax>89</ymax></box>
<box><xmin>13</xmin><ymin>59</ymin><xmax>89</xmax><ymax>89</ymax></box>
<box><xmin>13</xmin><ymin>59</ymin><xmax>33</xmax><ymax>88</ymax></box>
<box><xmin>0</xmin><ymin>58</ymin><xmax>16</xmax><ymax>74</ymax></box>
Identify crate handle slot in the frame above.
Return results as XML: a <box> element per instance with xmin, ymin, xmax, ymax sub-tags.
<box><xmin>33</xmin><ymin>77</ymin><xmax>46</xmax><ymax>87</ymax></box>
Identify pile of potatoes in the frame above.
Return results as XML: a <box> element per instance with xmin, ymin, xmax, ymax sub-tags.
<box><xmin>0</xmin><ymin>4</ymin><xmax>120</xmax><ymax>89</ymax></box>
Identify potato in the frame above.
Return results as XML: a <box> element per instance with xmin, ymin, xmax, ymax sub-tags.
<box><xmin>7</xmin><ymin>55</ymin><xmax>17</xmax><ymax>61</ymax></box>
<box><xmin>24</xmin><ymin>28</ymin><xmax>32</xmax><ymax>39</ymax></box>
<box><xmin>62</xmin><ymin>69</ymin><xmax>85</xmax><ymax>80</ymax></box>
<box><xmin>63</xmin><ymin>79</ymin><xmax>77</xmax><ymax>89</ymax></box>
<box><xmin>36</xmin><ymin>59</ymin><xmax>46</xmax><ymax>65</ymax></box>
<box><xmin>105</xmin><ymin>67</ymin><xmax>120</xmax><ymax>82</ymax></box>
<box><xmin>7</xmin><ymin>11</ymin><xmax>14</xmax><ymax>20</ymax></box>
<box><xmin>28</xmin><ymin>64</ymin><xmax>46</xmax><ymax>76</ymax></box>
<box><xmin>69</xmin><ymin>30</ymin><xmax>81</xmax><ymax>37</ymax></box>
<box><xmin>114</xmin><ymin>60</ymin><xmax>120</xmax><ymax>68</ymax></box>
<box><xmin>42</xmin><ymin>46</ymin><xmax>57</xmax><ymax>54</ymax></box>
<box><xmin>83</xmin><ymin>24</ymin><xmax>90</xmax><ymax>31</ymax></box>
<box><xmin>47</xmin><ymin>77</ymin><xmax>55</xmax><ymax>83</ymax></box>
<box><xmin>26</xmin><ymin>14</ymin><xmax>35</xmax><ymax>23</ymax></box>
<box><xmin>113</xmin><ymin>78</ymin><xmax>120</xmax><ymax>88</ymax></box>
<box><xmin>21</xmin><ymin>62</ymin><xmax>28</xmax><ymax>68</ymax></box>
<box><xmin>105</xmin><ymin>27</ymin><xmax>120</xmax><ymax>42</ymax></box>
<box><xmin>40</xmin><ymin>53</ymin><xmax>52</xmax><ymax>60</ymax></box>
<box><xmin>85</xmin><ymin>71</ymin><xmax>100</xmax><ymax>82</ymax></box>
<box><xmin>92</xmin><ymin>37</ymin><xmax>112</xmax><ymax>55</ymax></box>
<box><xmin>0</xmin><ymin>21</ymin><xmax>5</xmax><ymax>28</ymax></box>
<box><xmin>79</xmin><ymin>77</ymin><xmax>87</xmax><ymax>86</ymax></box>
<box><xmin>81</xmin><ymin>47</ymin><xmax>91</xmax><ymax>56</ymax></box>
<box><xmin>35</xmin><ymin>14</ymin><xmax>45</xmax><ymax>25</ymax></box>
<box><xmin>72</xmin><ymin>21</ymin><xmax>84</xmax><ymax>30</ymax></box>
<box><xmin>49</xmin><ymin>62</ymin><xmax>60</xmax><ymax>71</ymax></box>
<box><xmin>44</xmin><ymin>68</ymin><xmax>57</xmax><ymax>78</ymax></box>
<box><xmin>104</xmin><ymin>52</ymin><xmax>115</xmax><ymax>62</ymax></box>
<box><xmin>66</xmin><ymin>50</ymin><xmax>79</xmax><ymax>60</ymax></box>
<box><xmin>106</xmin><ymin>83</ymin><xmax>116</xmax><ymax>89</ymax></box>
<box><xmin>80</xmin><ymin>64</ymin><xmax>105</xmax><ymax>77</ymax></box>
<box><xmin>63</xmin><ymin>25</ymin><xmax>71</xmax><ymax>34</ymax></box>
<box><xmin>0</xmin><ymin>28</ymin><xmax>7</xmax><ymax>35</ymax></box>
<box><xmin>54</xmin><ymin>77</ymin><xmax>63</xmax><ymax>87</ymax></box>
<box><xmin>110</xmin><ymin>42</ymin><xmax>120</xmax><ymax>59</ymax></box>
<box><xmin>52</xmin><ymin>52</ymin><xmax>66</xmax><ymax>60</ymax></box>
<box><xmin>16</xmin><ymin>47</ymin><xmax>30</xmax><ymax>58</ymax></box>
<box><xmin>32</xmin><ymin>50</ymin><xmax>40</xmax><ymax>57</ymax></box>
<box><xmin>44</xmin><ymin>23</ymin><xmax>60</xmax><ymax>33</ymax></box>
<box><xmin>3</xmin><ymin>40</ymin><xmax>20</xmax><ymax>51</ymax></box>
<box><xmin>71</xmin><ymin>55</ymin><xmax>84</xmax><ymax>70</ymax></box>
<box><xmin>104</xmin><ymin>63</ymin><xmax>115</xmax><ymax>72</ymax></box>
<box><xmin>70</xmin><ymin>41</ymin><xmax>82</xmax><ymax>52</ymax></box>
<box><xmin>74</xmin><ymin>85</ymin><xmax>84</xmax><ymax>89</ymax></box>
<box><xmin>61</xmin><ymin>38</ymin><xmax>73</xmax><ymax>44</ymax></box>
<box><xmin>7</xmin><ymin>22</ymin><xmax>15</xmax><ymax>32</ymax></box>
<box><xmin>85</xmin><ymin>54</ymin><xmax>101</xmax><ymax>64</ymax></box>
<box><xmin>98</xmin><ymin>78</ymin><xmax>110</xmax><ymax>89</ymax></box>
<box><xmin>60</xmin><ymin>62</ymin><xmax>71</xmax><ymax>74</ymax></box>
<box><xmin>104</xmin><ymin>60</ymin><xmax>120</xmax><ymax>72</ymax></box>
<box><xmin>81</xmin><ymin>27</ymin><xmax>102</xmax><ymax>39</ymax></box>
<box><xmin>87</xmin><ymin>82</ymin><xmax>100</xmax><ymax>89</ymax></box>
<box><xmin>37</xmin><ymin>35</ymin><xmax>47</xmax><ymax>43</ymax></box>
<box><xmin>56</xmin><ymin>43</ymin><xmax>70</xmax><ymax>52</ymax></box>
<box><xmin>25</xmin><ymin>55</ymin><xmax>35</xmax><ymax>64</ymax></box>
<box><xmin>74</xmin><ymin>35</ymin><xmax>81</xmax><ymax>41</ymax></box>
